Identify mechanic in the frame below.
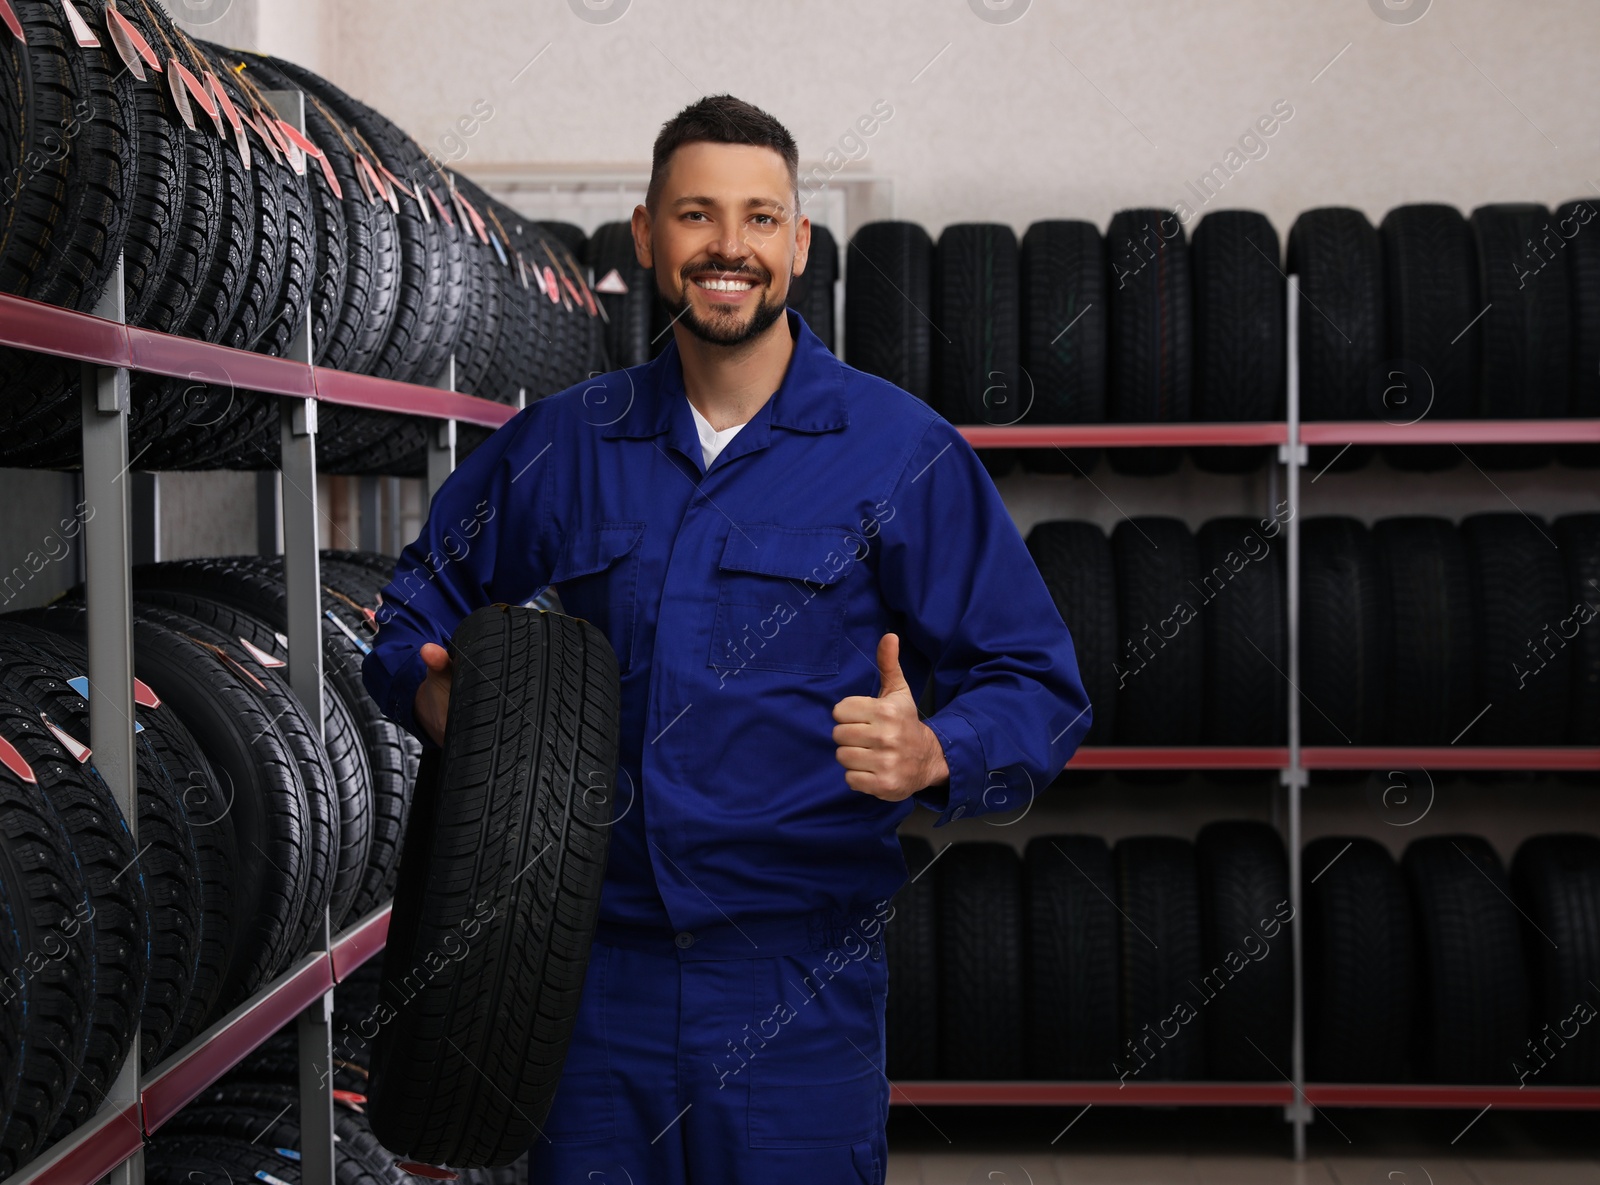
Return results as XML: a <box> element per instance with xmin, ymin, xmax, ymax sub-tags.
<box><xmin>361</xmin><ymin>94</ymin><xmax>1092</xmax><ymax>1185</ymax></box>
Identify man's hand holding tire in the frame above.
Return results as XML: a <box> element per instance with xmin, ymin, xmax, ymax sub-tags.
<box><xmin>415</xmin><ymin>642</ymin><xmax>453</xmax><ymax>748</ymax></box>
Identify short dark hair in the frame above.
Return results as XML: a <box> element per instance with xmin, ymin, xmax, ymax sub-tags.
<box><xmin>646</xmin><ymin>94</ymin><xmax>799</xmax><ymax>213</ymax></box>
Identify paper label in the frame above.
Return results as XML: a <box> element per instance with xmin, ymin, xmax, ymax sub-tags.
<box><xmin>489</xmin><ymin>229</ymin><xmax>507</xmax><ymax>266</ymax></box>
<box><xmin>594</xmin><ymin>267</ymin><xmax>628</xmax><ymax>295</ymax></box>
<box><xmin>209</xmin><ymin>71</ymin><xmax>243</xmax><ymax>133</ymax></box>
<box><xmin>107</xmin><ymin>3</ymin><xmax>159</xmax><ymax>70</ymax></box>
<box><xmin>59</xmin><ymin>0</ymin><xmax>100</xmax><ymax>47</ymax></box>
<box><xmin>427</xmin><ymin>186</ymin><xmax>455</xmax><ymax>228</ymax></box>
<box><xmin>544</xmin><ymin>266</ymin><xmax>561</xmax><ymax>304</ymax></box>
<box><xmin>102</xmin><ymin>4</ymin><xmax>145</xmax><ymax>79</ymax></box>
<box><xmin>167</xmin><ymin>62</ymin><xmax>196</xmax><ymax>131</ymax></box>
<box><xmin>0</xmin><ymin>0</ymin><xmax>25</xmax><ymax>44</ymax></box>
<box><xmin>315</xmin><ymin>148</ymin><xmax>341</xmax><ymax>199</ymax></box>
<box><xmin>39</xmin><ymin>712</ymin><xmax>90</xmax><ymax>763</ymax></box>
<box><xmin>0</xmin><ymin>736</ymin><xmax>34</xmax><ymax>784</ymax></box>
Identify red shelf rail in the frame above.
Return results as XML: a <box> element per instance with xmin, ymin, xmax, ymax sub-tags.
<box><xmin>11</xmin><ymin>290</ymin><xmax>1597</xmax><ymax>449</ymax></box>
<box><xmin>0</xmin><ymin>292</ymin><xmax>515</xmax><ymax>429</ymax></box>
<box><xmin>886</xmin><ymin>1081</ymin><xmax>1600</xmax><ymax>1109</ymax></box>
<box><xmin>19</xmin><ymin>906</ymin><xmax>392</xmax><ymax>1183</ymax></box>
<box><xmin>1066</xmin><ymin>747</ymin><xmax>1599</xmax><ymax>772</ymax></box>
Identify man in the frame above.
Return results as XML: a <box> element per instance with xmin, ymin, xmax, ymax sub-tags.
<box><xmin>362</xmin><ymin>94</ymin><xmax>1091</xmax><ymax>1185</ymax></box>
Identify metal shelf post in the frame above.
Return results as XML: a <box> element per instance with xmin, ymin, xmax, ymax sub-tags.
<box><xmin>79</xmin><ymin>255</ymin><xmax>144</xmax><ymax>1185</ymax></box>
<box><xmin>1282</xmin><ymin>273</ymin><xmax>1310</xmax><ymax>1160</ymax></box>
<box><xmin>265</xmin><ymin>87</ymin><xmax>335</xmax><ymax>1185</ymax></box>
<box><xmin>427</xmin><ymin>355</ymin><xmax>459</xmax><ymax>504</ymax></box>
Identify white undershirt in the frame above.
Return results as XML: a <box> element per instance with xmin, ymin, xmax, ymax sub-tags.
<box><xmin>689</xmin><ymin>401</ymin><xmax>747</xmax><ymax>469</ymax></box>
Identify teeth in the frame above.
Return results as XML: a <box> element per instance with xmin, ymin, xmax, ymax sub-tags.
<box><xmin>697</xmin><ymin>278</ymin><xmax>754</xmax><ymax>292</ymax></box>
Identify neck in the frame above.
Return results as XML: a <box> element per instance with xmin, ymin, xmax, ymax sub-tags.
<box><xmin>676</xmin><ymin>313</ymin><xmax>795</xmax><ymax>431</ymax></box>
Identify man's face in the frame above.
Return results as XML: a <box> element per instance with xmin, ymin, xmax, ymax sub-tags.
<box><xmin>633</xmin><ymin>141</ymin><xmax>810</xmax><ymax>348</ymax></box>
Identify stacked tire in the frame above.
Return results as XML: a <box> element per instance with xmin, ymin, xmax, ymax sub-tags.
<box><xmin>0</xmin><ymin>5</ymin><xmax>604</xmax><ymax>475</ymax></box>
<box><xmin>838</xmin><ymin>200</ymin><xmax>1597</xmax><ymax>476</ymax></box>
<box><xmin>0</xmin><ymin>550</ymin><xmax>423</xmax><ymax>1167</ymax></box>
<box><xmin>887</xmin><ymin>828</ymin><xmax>1600</xmax><ymax>1086</ymax></box>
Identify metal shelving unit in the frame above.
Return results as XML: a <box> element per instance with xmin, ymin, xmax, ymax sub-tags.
<box><xmin>2</xmin><ymin>263</ymin><xmax>1595</xmax><ymax>1176</ymax></box>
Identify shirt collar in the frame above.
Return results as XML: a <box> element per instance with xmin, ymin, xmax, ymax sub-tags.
<box><xmin>600</xmin><ymin>308</ymin><xmax>850</xmax><ymax>440</ymax></box>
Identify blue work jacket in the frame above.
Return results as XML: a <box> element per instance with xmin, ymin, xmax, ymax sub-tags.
<box><xmin>362</xmin><ymin>308</ymin><xmax>1092</xmax><ymax>952</ymax></box>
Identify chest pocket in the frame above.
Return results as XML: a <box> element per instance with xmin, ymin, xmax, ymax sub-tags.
<box><xmin>709</xmin><ymin>523</ymin><xmax>858</xmax><ymax>678</ymax></box>
<box><xmin>550</xmin><ymin>521</ymin><xmax>645</xmax><ymax>674</ymax></box>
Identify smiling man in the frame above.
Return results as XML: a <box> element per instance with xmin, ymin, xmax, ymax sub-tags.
<box><xmin>363</xmin><ymin>94</ymin><xmax>1091</xmax><ymax>1185</ymax></box>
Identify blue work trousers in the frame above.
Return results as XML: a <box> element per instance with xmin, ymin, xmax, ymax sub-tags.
<box><xmin>527</xmin><ymin>928</ymin><xmax>891</xmax><ymax>1184</ymax></box>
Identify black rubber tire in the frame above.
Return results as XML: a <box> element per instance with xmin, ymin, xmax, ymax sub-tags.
<box><xmin>1300</xmin><ymin>517</ymin><xmax>1387</xmax><ymax>745</ymax></box>
<box><xmin>0</xmin><ymin>859</ymin><xmax>26</xmax><ymax>1144</ymax></box>
<box><xmin>1403</xmin><ymin>834</ymin><xmax>1531</xmax><ymax>1084</ymax></box>
<box><xmin>1024</xmin><ymin>834</ymin><xmax>1119</xmax><ymax>1079</ymax></box>
<box><xmin>0</xmin><ymin>658</ymin><xmax>149</xmax><ymax>1146</ymax></box>
<box><xmin>1461</xmin><ymin>513</ymin><xmax>1570</xmax><ymax>745</ymax></box>
<box><xmin>1105</xmin><ymin>209</ymin><xmax>1191</xmax><ymax>477</ymax></box>
<box><xmin>1302</xmin><ymin>836</ymin><xmax>1415</xmax><ymax>1082</ymax></box>
<box><xmin>884</xmin><ymin>835</ymin><xmax>938</xmax><ymax>1081</ymax></box>
<box><xmin>845</xmin><ymin>221</ymin><xmax>935</xmax><ymax>403</ymax></box>
<box><xmin>253</xmin><ymin>54</ymin><xmax>399</xmax><ymax>377</ymax></box>
<box><xmin>1558</xmin><ymin>199</ymin><xmax>1600</xmax><ymax>467</ymax></box>
<box><xmin>1111</xmin><ymin>518</ymin><xmax>1202</xmax><ymax>746</ymax></box>
<box><xmin>124</xmin><ymin>555</ymin><xmax>414</xmax><ymax>921</ymax></box>
<box><xmin>147</xmin><ymin>1135</ymin><xmax>303</xmax><ymax>1185</ymax></box>
<box><xmin>1510</xmin><ymin>834</ymin><xmax>1600</xmax><ymax>1085</ymax></box>
<box><xmin>1194</xmin><ymin>822</ymin><xmax>1291</xmax><ymax>1080</ymax></box>
<box><xmin>537</xmin><ymin>220</ymin><xmax>587</xmax><ymax>260</ymax></box>
<box><xmin>1027</xmin><ymin>521</ymin><xmax>1116</xmax><ymax>744</ymax></box>
<box><xmin>0</xmin><ymin>700</ymin><xmax>96</xmax><ymax>1175</ymax></box>
<box><xmin>935</xmin><ymin>842</ymin><xmax>1025</xmax><ymax>1080</ymax></box>
<box><xmin>587</xmin><ymin>220</ymin><xmax>654</xmax><ymax>369</ymax></box>
<box><xmin>1114</xmin><ymin>836</ymin><xmax>1205</xmax><ymax>1080</ymax></box>
<box><xmin>1286</xmin><ymin>208</ymin><xmax>1383</xmax><ymax>474</ymax></box>
<box><xmin>1555</xmin><ymin>516</ymin><xmax>1600</xmax><ymax>743</ymax></box>
<box><xmin>0</xmin><ymin>0</ymin><xmax>138</xmax><ymax>464</ymax></box>
<box><xmin>1018</xmin><ymin>219</ymin><xmax>1106</xmax><ymax>475</ymax></box>
<box><xmin>1196</xmin><ymin>517</ymin><xmax>1286</xmax><ymax>746</ymax></box>
<box><xmin>933</xmin><ymin>222</ymin><xmax>1019</xmax><ymax>477</ymax></box>
<box><xmin>1190</xmin><ymin>210</ymin><xmax>1283</xmax><ymax>474</ymax></box>
<box><xmin>1372</xmin><ymin>518</ymin><xmax>1475</xmax><ymax>745</ymax></box>
<box><xmin>367</xmin><ymin>606</ymin><xmax>619</xmax><ymax>1167</ymax></box>
<box><xmin>119</xmin><ymin>9</ymin><xmax>188</xmax><ymax>332</ymax></box>
<box><xmin>273</xmin><ymin>61</ymin><xmax>466</xmax><ymax>386</ymax></box>
<box><xmin>0</xmin><ymin>619</ymin><xmax>202</xmax><ymax>1070</ymax></box>
<box><xmin>788</xmin><ymin>222</ymin><xmax>838</xmax><ymax>352</ymax></box>
<box><xmin>0</xmin><ymin>0</ymin><xmax>134</xmax><ymax>311</ymax></box>
<box><xmin>19</xmin><ymin>599</ymin><xmax>311</xmax><ymax>1018</ymax></box>
<box><xmin>130</xmin><ymin>588</ymin><xmax>369</xmax><ymax>932</ymax></box>
<box><xmin>1378</xmin><ymin>203</ymin><xmax>1476</xmax><ymax>471</ymax></box>
<box><xmin>1471</xmin><ymin>202</ymin><xmax>1571</xmax><ymax>420</ymax></box>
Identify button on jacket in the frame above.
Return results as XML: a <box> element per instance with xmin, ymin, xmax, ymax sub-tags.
<box><xmin>362</xmin><ymin>308</ymin><xmax>1092</xmax><ymax>950</ymax></box>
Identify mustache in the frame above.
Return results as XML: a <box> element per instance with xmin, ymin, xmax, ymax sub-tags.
<box><xmin>681</xmin><ymin>262</ymin><xmax>770</xmax><ymax>284</ymax></box>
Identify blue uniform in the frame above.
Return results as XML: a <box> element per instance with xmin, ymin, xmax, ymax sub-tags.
<box><xmin>362</xmin><ymin>308</ymin><xmax>1092</xmax><ymax>1183</ymax></box>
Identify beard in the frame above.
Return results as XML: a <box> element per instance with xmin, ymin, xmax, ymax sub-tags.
<box><xmin>659</xmin><ymin>263</ymin><xmax>789</xmax><ymax>348</ymax></box>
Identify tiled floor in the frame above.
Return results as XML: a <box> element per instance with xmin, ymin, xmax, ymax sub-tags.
<box><xmin>887</xmin><ymin>1154</ymin><xmax>1600</xmax><ymax>1184</ymax></box>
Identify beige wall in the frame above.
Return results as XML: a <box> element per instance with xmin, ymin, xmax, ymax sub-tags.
<box><xmin>196</xmin><ymin>0</ymin><xmax>1600</xmax><ymax>243</ymax></box>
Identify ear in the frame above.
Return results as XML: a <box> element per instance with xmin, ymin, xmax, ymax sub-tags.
<box><xmin>631</xmin><ymin>202</ymin><xmax>653</xmax><ymax>270</ymax></box>
<box><xmin>791</xmin><ymin>213</ymin><xmax>811</xmax><ymax>280</ymax></box>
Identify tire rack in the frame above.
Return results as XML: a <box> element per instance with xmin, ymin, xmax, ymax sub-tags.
<box><xmin>0</xmin><ymin>249</ymin><xmax>1596</xmax><ymax>1178</ymax></box>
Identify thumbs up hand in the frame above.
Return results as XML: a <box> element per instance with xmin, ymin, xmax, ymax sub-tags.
<box><xmin>831</xmin><ymin>632</ymin><xmax>950</xmax><ymax>801</ymax></box>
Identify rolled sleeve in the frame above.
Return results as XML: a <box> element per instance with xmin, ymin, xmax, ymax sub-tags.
<box><xmin>361</xmin><ymin>398</ymin><xmax>562</xmax><ymax>751</ymax></box>
<box><xmin>878</xmin><ymin>415</ymin><xmax>1093</xmax><ymax>827</ymax></box>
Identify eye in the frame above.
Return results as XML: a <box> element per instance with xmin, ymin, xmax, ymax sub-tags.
<box><xmin>683</xmin><ymin>211</ymin><xmax>709</xmax><ymax>222</ymax></box>
<box><xmin>752</xmin><ymin>213</ymin><xmax>776</xmax><ymax>226</ymax></box>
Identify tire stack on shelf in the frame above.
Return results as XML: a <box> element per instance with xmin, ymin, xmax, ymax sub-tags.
<box><xmin>838</xmin><ymin>199</ymin><xmax>1598</xmax><ymax>476</ymax></box>
<box><xmin>143</xmin><ymin>963</ymin><xmax>527</xmax><ymax>1185</ymax></box>
<box><xmin>0</xmin><ymin>549</ymin><xmax>415</xmax><ymax>1169</ymax></box>
<box><xmin>886</xmin><ymin>827</ymin><xmax>1600</xmax><ymax>1085</ymax></box>
<box><xmin>1023</xmin><ymin>512</ymin><xmax>1598</xmax><ymax>750</ymax></box>
<box><xmin>0</xmin><ymin>0</ymin><xmax>605</xmax><ymax>477</ymax></box>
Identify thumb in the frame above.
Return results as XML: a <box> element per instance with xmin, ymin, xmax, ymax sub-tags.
<box><xmin>420</xmin><ymin>642</ymin><xmax>452</xmax><ymax>674</ymax></box>
<box><xmin>875</xmin><ymin>632</ymin><xmax>911</xmax><ymax>699</ymax></box>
